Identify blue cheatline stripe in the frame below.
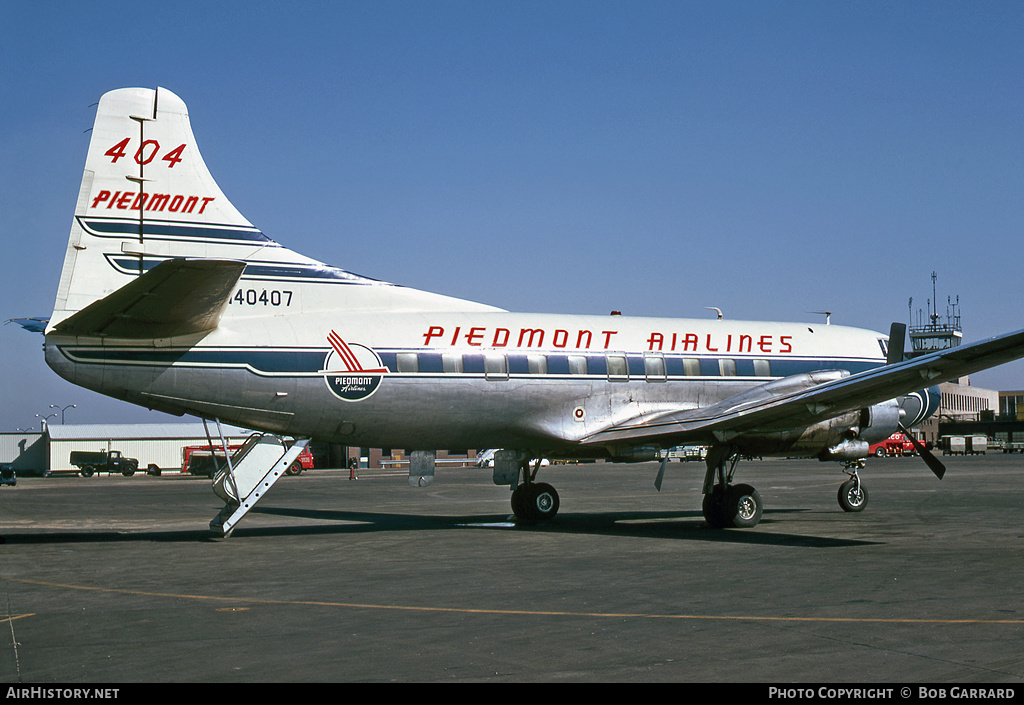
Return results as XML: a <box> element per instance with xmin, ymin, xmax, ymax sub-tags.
<box><xmin>62</xmin><ymin>347</ymin><xmax>328</xmax><ymax>376</ymax></box>
<box><xmin>80</xmin><ymin>217</ymin><xmax>271</xmax><ymax>244</ymax></box>
<box><xmin>59</xmin><ymin>346</ymin><xmax>881</xmax><ymax>380</ymax></box>
<box><xmin>104</xmin><ymin>254</ymin><xmax>374</xmax><ymax>283</ymax></box>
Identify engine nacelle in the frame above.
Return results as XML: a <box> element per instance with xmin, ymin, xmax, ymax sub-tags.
<box><xmin>819</xmin><ymin>439</ymin><xmax>870</xmax><ymax>461</ymax></box>
<box><xmin>857</xmin><ymin>399</ymin><xmax>902</xmax><ymax>445</ymax></box>
<box><xmin>679</xmin><ymin>374</ymin><xmax>933</xmax><ymax>462</ymax></box>
<box><xmin>897</xmin><ymin>386</ymin><xmax>941</xmax><ymax>427</ymax></box>
<box><xmin>818</xmin><ymin>400</ymin><xmax>901</xmax><ymax>461</ymax></box>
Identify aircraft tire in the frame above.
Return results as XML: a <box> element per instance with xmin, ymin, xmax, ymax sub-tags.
<box><xmin>511</xmin><ymin>485</ymin><xmax>528</xmax><ymax>519</ymax></box>
<box><xmin>724</xmin><ymin>484</ymin><xmax>762</xmax><ymax>528</ymax></box>
<box><xmin>837</xmin><ymin>479</ymin><xmax>868</xmax><ymax>512</ymax></box>
<box><xmin>702</xmin><ymin>486</ymin><xmax>729</xmax><ymax>528</ymax></box>
<box><xmin>528</xmin><ymin>483</ymin><xmax>560</xmax><ymax>520</ymax></box>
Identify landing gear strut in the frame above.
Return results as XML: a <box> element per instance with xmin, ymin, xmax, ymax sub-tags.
<box><xmin>701</xmin><ymin>447</ymin><xmax>763</xmax><ymax>528</ymax></box>
<box><xmin>510</xmin><ymin>458</ymin><xmax>559</xmax><ymax>521</ymax></box>
<box><xmin>837</xmin><ymin>461</ymin><xmax>868</xmax><ymax>512</ymax></box>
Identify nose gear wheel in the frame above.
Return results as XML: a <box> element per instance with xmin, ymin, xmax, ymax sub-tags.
<box><xmin>838</xmin><ymin>477</ymin><xmax>868</xmax><ymax>512</ymax></box>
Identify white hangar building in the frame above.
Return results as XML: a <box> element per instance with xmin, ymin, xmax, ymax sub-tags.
<box><xmin>1</xmin><ymin>423</ymin><xmax>253</xmax><ymax>476</ymax></box>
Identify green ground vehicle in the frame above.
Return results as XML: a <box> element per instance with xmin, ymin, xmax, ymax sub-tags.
<box><xmin>69</xmin><ymin>450</ymin><xmax>139</xmax><ymax>477</ymax></box>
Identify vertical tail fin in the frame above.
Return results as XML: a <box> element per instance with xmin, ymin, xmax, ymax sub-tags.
<box><xmin>50</xmin><ymin>87</ymin><xmax>501</xmax><ymax>332</ymax></box>
<box><xmin>51</xmin><ymin>87</ymin><xmax>280</xmax><ymax>331</ymax></box>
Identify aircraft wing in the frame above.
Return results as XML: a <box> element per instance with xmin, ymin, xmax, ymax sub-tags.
<box><xmin>50</xmin><ymin>259</ymin><xmax>246</xmax><ymax>339</ymax></box>
<box><xmin>583</xmin><ymin>327</ymin><xmax>1024</xmax><ymax>447</ymax></box>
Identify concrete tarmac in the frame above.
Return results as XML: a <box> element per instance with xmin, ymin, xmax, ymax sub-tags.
<box><xmin>1</xmin><ymin>454</ymin><xmax>1023</xmax><ymax>683</ymax></box>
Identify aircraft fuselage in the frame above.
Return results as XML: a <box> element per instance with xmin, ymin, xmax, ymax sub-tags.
<box><xmin>45</xmin><ymin>310</ymin><xmax>895</xmax><ymax>457</ymax></box>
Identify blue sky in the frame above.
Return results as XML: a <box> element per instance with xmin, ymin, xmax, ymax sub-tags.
<box><xmin>2</xmin><ymin>1</ymin><xmax>1023</xmax><ymax>430</ymax></box>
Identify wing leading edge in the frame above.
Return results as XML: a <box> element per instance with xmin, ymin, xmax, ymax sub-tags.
<box><xmin>583</xmin><ymin>327</ymin><xmax>1024</xmax><ymax>448</ymax></box>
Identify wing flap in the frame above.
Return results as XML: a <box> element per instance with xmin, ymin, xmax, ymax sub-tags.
<box><xmin>51</xmin><ymin>259</ymin><xmax>246</xmax><ymax>339</ymax></box>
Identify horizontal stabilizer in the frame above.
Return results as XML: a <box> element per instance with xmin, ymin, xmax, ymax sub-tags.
<box><xmin>7</xmin><ymin>317</ymin><xmax>49</xmax><ymax>333</ymax></box>
<box><xmin>52</xmin><ymin>259</ymin><xmax>245</xmax><ymax>339</ymax></box>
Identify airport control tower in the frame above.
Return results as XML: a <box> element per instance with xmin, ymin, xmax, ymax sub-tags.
<box><xmin>908</xmin><ymin>271</ymin><xmax>962</xmax><ymax>359</ymax></box>
<box><xmin>906</xmin><ymin>273</ymin><xmax>999</xmax><ymax>441</ymax></box>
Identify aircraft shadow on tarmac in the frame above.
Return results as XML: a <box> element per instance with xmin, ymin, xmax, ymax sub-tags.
<box><xmin>245</xmin><ymin>505</ymin><xmax>880</xmax><ymax>548</ymax></box>
<box><xmin>0</xmin><ymin>507</ymin><xmax>880</xmax><ymax>548</ymax></box>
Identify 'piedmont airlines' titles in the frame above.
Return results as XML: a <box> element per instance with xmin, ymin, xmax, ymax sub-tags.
<box><xmin>422</xmin><ymin>324</ymin><xmax>795</xmax><ymax>353</ymax></box>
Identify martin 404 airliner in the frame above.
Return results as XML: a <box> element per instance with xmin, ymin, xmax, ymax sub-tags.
<box><xmin>35</xmin><ymin>87</ymin><xmax>1024</xmax><ymax>534</ymax></box>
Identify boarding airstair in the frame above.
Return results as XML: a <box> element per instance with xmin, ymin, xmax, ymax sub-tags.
<box><xmin>209</xmin><ymin>432</ymin><xmax>310</xmax><ymax>537</ymax></box>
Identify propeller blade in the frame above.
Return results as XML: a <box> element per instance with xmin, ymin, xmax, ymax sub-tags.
<box><xmin>900</xmin><ymin>424</ymin><xmax>945</xmax><ymax>479</ymax></box>
<box><xmin>654</xmin><ymin>456</ymin><xmax>668</xmax><ymax>492</ymax></box>
<box><xmin>887</xmin><ymin>322</ymin><xmax>907</xmax><ymax>365</ymax></box>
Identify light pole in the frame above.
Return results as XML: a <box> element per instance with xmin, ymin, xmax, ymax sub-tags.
<box><xmin>35</xmin><ymin>413</ymin><xmax>57</xmax><ymax>432</ymax></box>
<box><xmin>49</xmin><ymin>404</ymin><xmax>76</xmax><ymax>424</ymax></box>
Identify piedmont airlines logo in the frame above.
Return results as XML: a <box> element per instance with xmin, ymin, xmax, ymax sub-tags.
<box><xmin>322</xmin><ymin>330</ymin><xmax>389</xmax><ymax>401</ymax></box>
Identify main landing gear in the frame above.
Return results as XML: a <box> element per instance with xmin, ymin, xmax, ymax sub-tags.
<box><xmin>701</xmin><ymin>447</ymin><xmax>763</xmax><ymax>528</ymax></box>
<box><xmin>510</xmin><ymin>458</ymin><xmax>560</xmax><ymax>521</ymax></box>
<box><xmin>701</xmin><ymin>448</ymin><xmax>871</xmax><ymax>527</ymax></box>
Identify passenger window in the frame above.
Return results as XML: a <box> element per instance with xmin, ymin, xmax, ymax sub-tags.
<box><xmin>527</xmin><ymin>354</ymin><xmax>547</xmax><ymax>375</ymax></box>
<box><xmin>442</xmin><ymin>354</ymin><xmax>463</xmax><ymax>374</ymax></box>
<box><xmin>396</xmin><ymin>353</ymin><xmax>419</xmax><ymax>373</ymax></box>
<box><xmin>607</xmin><ymin>354</ymin><xmax>628</xmax><ymax>381</ymax></box>
<box><xmin>568</xmin><ymin>355</ymin><xmax>588</xmax><ymax>375</ymax></box>
<box><xmin>644</xmin><ymin>355</ymin><xmax>666</xmax><ymax>382</ymax></box>
<box><xmin>682</xmin><ymin>358</ymin><xmax>700</xmax><ymax>376</ymax></box>
<box><xmin>719</xmin><ymin>359</ymin><xmax>736</xmax><ymax>376</ymax></box>
<box><xmin>753</xmin><ymin>359</ymin><xmax>771</xmax><ymax>377</ymax></box>
<box><xmin>484</xmin><ymin>354</ymin><xmax>508</xmax><ymax>381</ymax></box>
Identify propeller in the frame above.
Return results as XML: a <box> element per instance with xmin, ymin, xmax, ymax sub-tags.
<box><xmin>885</xmin><ymin>322</ymin><xmax>943</xmax><ymax>478</ymax></box>
<box><xmin>886</xmin><ymin>322</ymin><xmax>907</xmax><ymax>365</ymax></box>
<box><xmin>900</xmin><ymin>424</ymin><xmax>946</xmax><ymax>479</ymax></box>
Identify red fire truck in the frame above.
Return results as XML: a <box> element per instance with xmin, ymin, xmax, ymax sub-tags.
<box><xmin>869</xmin><ymin>432</ymin><xmax>917</xmax><ymax>457</ymax></box>
<box><xmin>182</xmin><ymin>442</ymin><xmax>314</xmax><ymax>476</ymax></box>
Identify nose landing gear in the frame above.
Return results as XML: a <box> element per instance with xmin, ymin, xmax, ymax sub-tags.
<box><xmin>838</xmin><ymin>462</ymin><xmax>868</xmax><ymax>512</ymax></box>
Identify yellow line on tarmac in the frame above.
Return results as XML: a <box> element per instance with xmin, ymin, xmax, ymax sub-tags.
<box><xmin>0</xmin><ymin>614</ymin><xmax>34</xmax><ymax>624</ymax></box>
<box><xmin>2</xmin><ymin>574</ymin><xmax>1021</xmax><ymax>625</ymax></box>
